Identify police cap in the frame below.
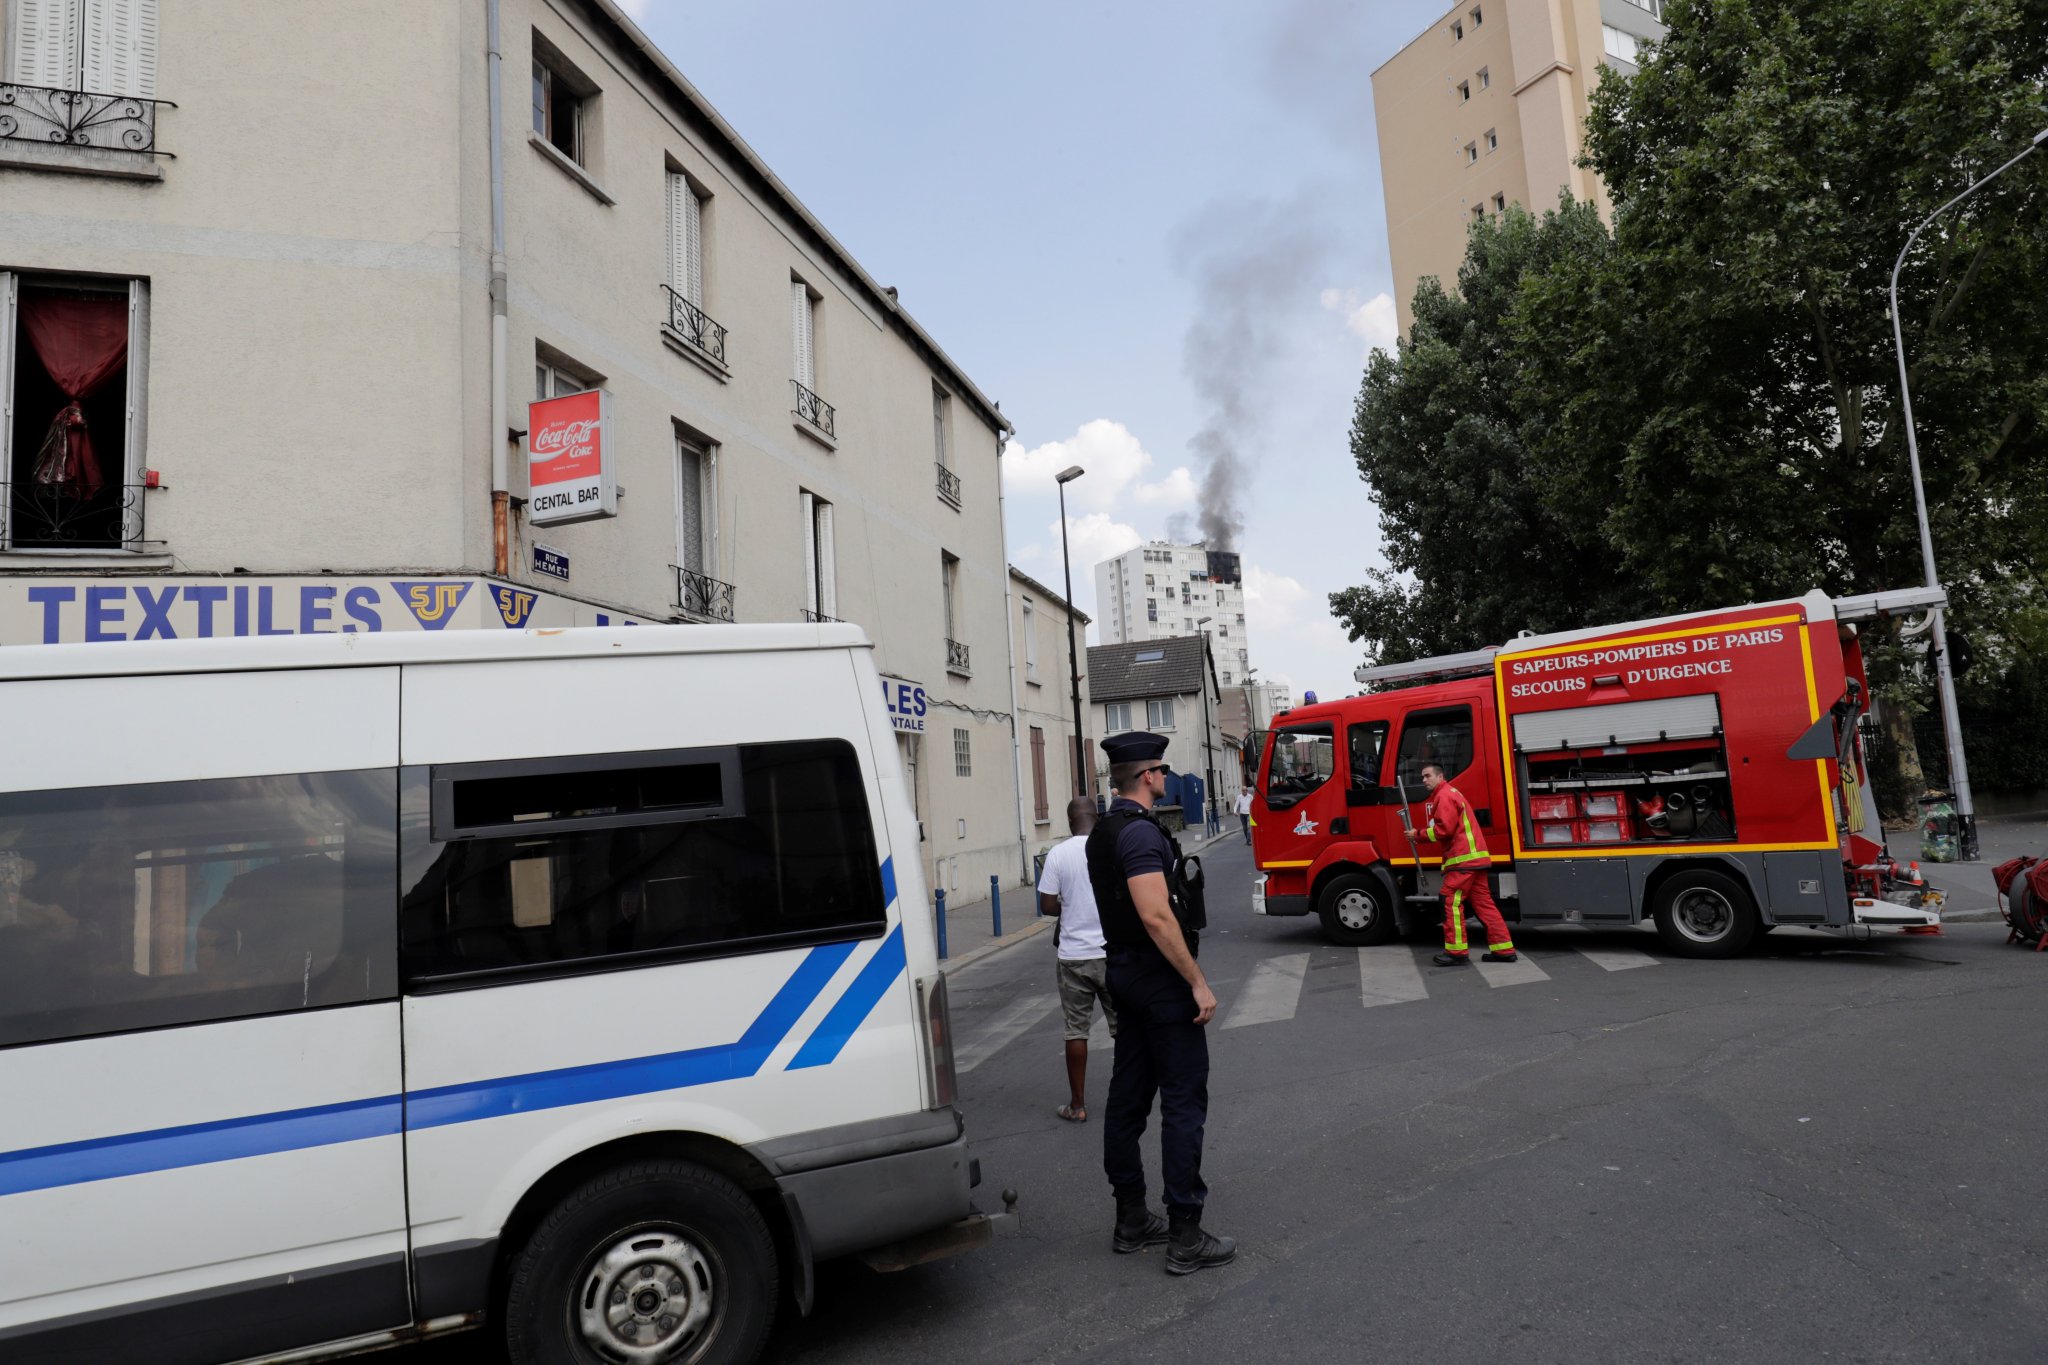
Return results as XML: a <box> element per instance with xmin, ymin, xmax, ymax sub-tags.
<box><xmin>1101</xmin><ymin>731</ymin><xmax>1169</xmax><ymax>765</ymax></box>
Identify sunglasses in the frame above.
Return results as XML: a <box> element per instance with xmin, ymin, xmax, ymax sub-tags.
<box><xmin>1139</xmin><ymin>764</ymin><xmax>1172</xmax><ymax>778</ymax></box>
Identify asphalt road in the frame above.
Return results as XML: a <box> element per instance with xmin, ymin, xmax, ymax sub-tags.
<box><xmin>409</xmin><ymin>836</ymin><xmax>2048</xmax><ymax>1363</ymax></box>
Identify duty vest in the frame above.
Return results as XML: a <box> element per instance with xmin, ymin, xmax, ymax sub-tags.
<box><xmin>1085</xmin><ymin>806</ymin><xmax>1207</xmax><ymax>951</ymax></box>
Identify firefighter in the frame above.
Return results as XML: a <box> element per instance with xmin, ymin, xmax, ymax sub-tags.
<box><xmin>1418</xmin><ymin>762</ymin><xmax>1516</xmax><ymax>966</ymax></box>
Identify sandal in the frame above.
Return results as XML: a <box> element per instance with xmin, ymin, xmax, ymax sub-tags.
<box><xmin>1056</xmin><ymin>1104</ymin><xmax>1088</xmax><ymax>1123</ymax></box>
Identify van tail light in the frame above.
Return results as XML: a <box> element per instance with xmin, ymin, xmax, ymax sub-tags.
<box><xmin>921</xmin><ymin>973</ymin><xmax>958</xmax><ymax>1108</ymax></box>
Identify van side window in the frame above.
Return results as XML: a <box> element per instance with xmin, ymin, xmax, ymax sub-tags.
<box><xmin>0</xmin><ymin>772</ymin><xmax>399</xmax><ymax>1048</ymax></box>
<box><xmin>1262</xmin><ymin>723</ymin><xmax>1335</xmax><ymax>810</ymax></box>
<box><xmin>1394</xmin><ymin>706</ymin><xmax>1476</xmax><ymax>787</ymax></box>
<box><xmin>1348</xmin><ymin>721</ymin><xmax>1390</xmax><ymax>789</ymax></box>
<box><xmin>400</xmin><ymin>740</ymin><xmax>886</xmax><ymax>985</ymax></box>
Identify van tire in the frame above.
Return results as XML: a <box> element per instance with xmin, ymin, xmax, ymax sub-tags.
<box><xmin>503</xmin><ymin>1159</ymin><xmax>778</xmax><ymax>1365</ymax></box>
<box><xmin>1651</xmin><ymin>869</ymin><xmax>1757</xmax><ymax>959</ymax></box>
<box><xmin>1318</xmin><ymin>872</ymin><xmax>1396</xmax><ymax>946</ymax></box>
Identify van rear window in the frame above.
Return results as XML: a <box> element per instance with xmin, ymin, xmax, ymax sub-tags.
<box><xmin>400</xmin><ymin>739</ymin><xmax>886</xmax><ymax>986</ymax></box>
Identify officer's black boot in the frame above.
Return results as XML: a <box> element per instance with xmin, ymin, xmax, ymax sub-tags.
<box><xmin>1113</xmin><ymin>1195</ymin><xmax>1169</xmax><ymax>1254</ymax></box>
<box><xmin>1165</xmin><ymin>1214</ymin><xmax>1236</xmax><ymax>1276</ymax></box>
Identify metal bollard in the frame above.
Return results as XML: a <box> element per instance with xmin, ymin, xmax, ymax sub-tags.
<box><xmin>991</xmin><ymin>874</ymin><xmax>1002</xmax><ymax>938</ymax></box>
<box><xmin>935</xmin><ymin>887</ymin><xmax>948</xmax><ymax>960</ymax></box>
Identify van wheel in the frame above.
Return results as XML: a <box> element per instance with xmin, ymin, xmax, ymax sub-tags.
<box><xmin>503</xmin><ymin>1160</ymin><xmax>778</xmax><ymax>1365</ymax></box>
<box><xmin>1318</xmin><ymin>873</ymin><xmax>1396</xmax><ymax>946</ymax></box>
<box><xmin>1652</xmin><ymin>869</ymin><xmax>1757</xmax><ymax>959</ymax></box>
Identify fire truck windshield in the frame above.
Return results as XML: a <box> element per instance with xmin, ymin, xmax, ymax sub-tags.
<box><xmin>1264</xmin><ymin>724</ymin><xmax>1334</xmax><ymax>809</ymax></box>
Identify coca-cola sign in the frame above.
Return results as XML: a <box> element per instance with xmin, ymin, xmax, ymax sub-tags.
<box><xmin>527</xmin><ymin>388</ymin><xmax>616</xmax><ymax>526</ymax></box>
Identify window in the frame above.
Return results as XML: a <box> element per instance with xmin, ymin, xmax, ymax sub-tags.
<box><xmin>1147</xmin><ymin>599</ymin><xmax>1158</xmax><ymax>622</ymax></box>
<box><xmin>5</xmin><ymin>0</ymin><xmax>157</xmax><ymax>99</ymax></box>
<box><xmin>1478</xmin><ymin>67</ymin><xmax>1490</xmax><ymax>90</ymax></box>
<box><xmin>1486</xmin><ymin>129</ymin><xmax>1498</xmax><ymax>153</ymax></box>
<box><xmin>1263</xmin><ymin>723</ymin><xmax>1335</xmax><ymax>809</ymax></box>
<box><xmin>1465</xmin><ymin>141</ymin><xmax>1478</xmax><ymax>164</ymax></box>
<box><xmin>1471</xmin><ymin>204</ymin><xmax>1485</xmax><ymax>221</ymax></box>
<box><xmin>1147</xmin><ymin>698</ymin><xmax>1175</xmax><ymax>730</ymax></box>
<box><xmin>1395</xmin><ymin>706</ymin><xmax>1476</xmax><ymax>787</ymax></box>
<box><xmin>665</xmin><ymin>170</ymin><xmax>705</xmax><ymax>306</ymax></box>
<box><xmin>1470</xmin><ymin>6</ymin><xmax>1482</xmax><ymax>27</ymax></box>
<box><xmin>1106</xmin><ymin>701</ymin><xmax>1133</xmax><ymax>732</ymax></box>
<box><xmin>1222</xmin><ymin>671</ymin><xmax>1232</xmax><ymax>686</ymax></box>
<box><xmin>1021</xmin><ymin>596</ymin><xmax>1038</xmax><ymax>679</ymax></box>
<box><xmin>1144</xmin><ymin>574</ymin><xmax>1154</xmax><ymax>587</ymax></box>
<box><xmin>0</xmin><ymin>770</ymin><xmax>399</xmax><ymax>1047</ymax></box>
<box><xmin>535</xmin><ymin>346</ymin><xmax>598</xmax><ymax>400</ymax></box>
<box><xmin>1493</xmin><ymin>192</ymin><xmax>1506</xmax><ymax>213</ymax></box>
<box><xmin>2</xmin><ymin>274</ymin><xmax>149</xmax><ymax>551</ymax></box>
<box><xmin>1134</xmin><ymin>649</ymin><xmax>1165</xmax><ymax>663</ymax></box>
<box><xmin>941</xmin><ymin>551</ymin><xmax>958</xmax><ymax>639</ymax></box>
<box><xmin>1457</xmin><ymin>80</ymin><xmax>1470</xmax><ymax>101</ymax></box>
<box><xmin>1030</xmin><ymin>727</ymin><xmax>1048</xmax><ymax>822</ymax></box>
<box><xmin>675</xmin><ymin>431</ymin><xmax>711</xmax><ymax>576</ymax></box>
<box><xmin>1450</xmin><ymin>18</ymin><xmax>1463</xmax><ymax>40</ymax></box>
<box><xmin>531</xmin><ymin>39</ymin><xmax>590</xmax><ymax>165</ymax></box>
<box><xmin>803</xmin><ymin>491</ymin><xmax>835</xmax><ymax>619</ymax></box>
<box><xmin>953</xmin><ymin>728</ymin><xmax>972</xmax><ymax>778</ymax></box>
<box><xmin>1348</xmin><ymin>721</ymin><xmax>1390</xmax><ymax>790</ymax></box>
<box><xmin>399</xmin><ymin>742</ymin><xmax>885</xmax><ymax>983</ymax></box>
<box><xmin>932</xmin><ymin>384</ymin><xmax>951</xmax><ymax>469</ymax></box>
<box><xmin>1603</xmin><ymin>25</ymin><xmax>1640</xmax><ymax>64</ymax></box>
<box><xmin>791</xmin><ymin>277</ymin><xmax>818</xmax><ymax>391</ymax></box>
<box><xmin>1622</xmin><ymin>0</ymin><xmax>1662</xmax><ymax>16</ymax></box>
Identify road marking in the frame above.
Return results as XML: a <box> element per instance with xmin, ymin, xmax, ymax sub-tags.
<box><xmin>955</xmin><ymin>993</ymin><xmax>1057</xmax><ymax>1073</ymax></box>
<box><xmin>1473</xmin><ymin>954</ymin><xmax>1550</xmax><ymax>988</ymax></box>
<box><xmin>1573</xmin><ymin>946</ymin><xmax>1660</xmax><ymax>971</ymax></box>
<box><xmin>1358</xmin><ymin>946</ymin><xmax>1429</xmax><ymax>1009</ymax></box>
<box><xmin>1222</xmin><ymin>952</ymin><xmax>1311</xmax><ymax>1030</ymax></box>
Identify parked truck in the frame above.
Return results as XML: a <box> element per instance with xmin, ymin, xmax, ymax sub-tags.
<box><xmin>1250</xmin><ymin>588</ymin><xmax>1947</xmax><ymax>957</ymax></box>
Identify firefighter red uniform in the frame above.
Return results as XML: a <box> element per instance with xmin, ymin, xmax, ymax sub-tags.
<box><xmin>1422</xmin><ymin>780</ymin><xmax>1514</xmax><ymax>959</ymax></box>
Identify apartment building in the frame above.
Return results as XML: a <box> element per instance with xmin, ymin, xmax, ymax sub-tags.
<box><xmin>1372</xmin><ymin>0</ymin><xmax>1669</xmax><ymax>334</ymax></box>
<box><xmin>1093</xmin><ymin>540</ymin><xmax>1251</xmax><ymax>686</ymax></box>
<box><xmin>0</xmin><ymin>0</ymin><xmax>1033</xmax><ymax>895</ymax></box>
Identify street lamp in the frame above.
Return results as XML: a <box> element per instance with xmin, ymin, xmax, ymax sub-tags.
<box><xmin>1196</xmin><ymin>615</ymin><xmax>1218</xmax><ymax>836</ymax></box>
<box><xmin>1055</xmin><ymin>465</ymin><xmax>1088</xmax><ymax>801</ymax></box>
<box><xmin>1887</xmin><ymin>125</ymin><xmax>2048</xmax><ymax>862</ymax></box>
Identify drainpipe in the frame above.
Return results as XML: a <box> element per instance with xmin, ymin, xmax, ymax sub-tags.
<box><xmin>995</xmin><ymin>420</ymin><xmax>1031</xmax><ymax>886</ymax></box>
<box><xmin>486</xmin><ymin>0</ymin><xmax>511</xmax><ymax>576</ymax></box>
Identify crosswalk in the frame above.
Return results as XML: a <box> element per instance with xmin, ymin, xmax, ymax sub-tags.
<box><xmin>959</xmin><ymin>942</ymin><xmax>1669</xmax><ymax>1070</ymax></box>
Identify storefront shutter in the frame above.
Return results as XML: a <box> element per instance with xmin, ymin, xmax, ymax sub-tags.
<box><xmin>9</xmin><ymin>0</ymin><xmax>83</xmax><ymax>88</ymax></box>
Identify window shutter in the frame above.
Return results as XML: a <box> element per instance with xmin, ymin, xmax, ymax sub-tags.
<box><xmin>10</xmin><ymin>0</ymin><xmax>83</xmax><ymax>88</ymax></box>
<box><xmin>815</xmin><ymin>501</ymin><xmax>836</xmax><ymax>618</ymax></box>
<box><xmin>675</xmin><ymin>437</ymin><xmax>703</xmax><ymax>573</ymax></box>
<box><xmin>0</xmin><ymin>273</ymin><xmax>14</xmax><ymax>549</ymax></box>
<box><xmin>665</xmin><ymin>173</ymin><xmax>702</xmax><ymax>304</ymax></box>
<box><xmin>790</xmin><ymin>281</ymin><xmax>815</xmax><ymax>389</ymax></box>
<box><xmin>800</xmin><ymin>491</ymin><xmax>818</xmax><ymax>615</ymax></box>
<box><xmin>82</xmin><ymin>0</ymin><xmax>155</xmax><ymax>96</ymax></box>
<box><xmin>122</xmin><ymin>279</ymin><xmax>148</xmax><ymax>545</ymax></box>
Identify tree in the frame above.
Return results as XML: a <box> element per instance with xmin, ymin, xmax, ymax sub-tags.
<box><xmin>1331</xmin><ymin>200</ymin><xmax>1641</xmax><ymax>666</ymax></box>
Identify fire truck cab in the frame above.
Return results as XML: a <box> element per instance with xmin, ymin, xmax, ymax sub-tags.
<box><xmin>1250</xmin><ymin>588</ymin><xmax>1948</xmax><ymax>957</ymax></box>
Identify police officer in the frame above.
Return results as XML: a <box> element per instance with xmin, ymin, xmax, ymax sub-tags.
<box><xmin>1086</xmin><ymin>732</ymin><xmax>1236</xmax><ymax>1276</ymax></box>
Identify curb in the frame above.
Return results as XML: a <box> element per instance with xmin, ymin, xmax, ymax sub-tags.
<box><xmin>940</xmin><ymin>916</ymin><xmax>1052</xmax><ymax>975</ymax></box>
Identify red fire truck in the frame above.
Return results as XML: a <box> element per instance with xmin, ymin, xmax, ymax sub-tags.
<box><xmin>1250</xmin><ymin>589</ymin><xmax>1948</xmax><ymax>957</ymax></box>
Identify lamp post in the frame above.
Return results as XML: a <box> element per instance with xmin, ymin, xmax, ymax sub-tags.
<box><xmin>1887</xmin><ymin>125</ymin><xmax>2047</xmax><ymax>862</ymax></box>
<box><xmin>1196</xmin><ymin>616</ymin><xmax>1218</xmax><ymax>836</ymax></box>
<box><xmin>1055</xmin><ymin>465</ymin><xmax>1088</xmax><ymax>801</ymax></box>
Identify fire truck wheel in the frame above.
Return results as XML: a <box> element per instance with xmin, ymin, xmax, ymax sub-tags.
<box><xmin>1651</xmin><ymin>869</ymin><xmax>1758</xmax><ymax>958</ymax></box>
<box><xmin>1317</xmin><ymin>873</ymin><xmax>1396</xmax><ymax>946</ymax></box>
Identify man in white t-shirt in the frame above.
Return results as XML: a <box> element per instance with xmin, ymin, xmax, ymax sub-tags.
<box><xmin>1234</xmin><ymin>784</ymin><xmax>1255</xmax><ymax>844</ymax></box>
<box><xmin>1039</xmin><ymin>795</ymin><xmax>1116</xmax><ymax>1122</ymax></box>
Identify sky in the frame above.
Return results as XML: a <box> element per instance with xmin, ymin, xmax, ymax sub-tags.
<box><xmin>622</xmin><ymin>0</ymin><xmax>1452</xmax><ymax>701</ymax></box>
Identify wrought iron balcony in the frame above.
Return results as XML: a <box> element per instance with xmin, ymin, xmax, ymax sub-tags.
<box><xmin>0</xmin><ymin>83</ymin><xmax>171</xmax><ymax>154</ymax></box>
<box><xmin>935</xmin><ymin>462</ymin><xmax>962</xmax><ymax>509</ymax></box>
<box><xmin>660</xmin><ymin>283</ymin><xmax>728</xmax><ymax>366</ymax></box>
<box><xmin>791</xmin><ymin>379</ymin><xmax>836</xmax><ymax>439</ymax></box>
<box><xmin>2</xmin><ymin>482</ymin><xmax>151</xmax><ymax>552</ymax></box>
<box><xmin>802</xmin><ymin>609</ymin><xmax>842</xmax><ymax>624</ymax></box>
<box><xmin>672</xmin><ymin>565</ymin><xmax>736</xmax><ymax>622</ymax></box>
<box><xmin>946</xmin><ymin>637</ymin><xmax>971</xmax><ymax>676</ymax></box>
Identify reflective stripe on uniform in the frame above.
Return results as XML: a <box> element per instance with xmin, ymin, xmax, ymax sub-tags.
<box><xmin>1446</xmin><ymin>889</ymin><xmax>1467</xmax><ymax>953</ymax></box>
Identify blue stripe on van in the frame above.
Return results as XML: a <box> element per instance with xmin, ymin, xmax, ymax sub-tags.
<box><xmin>0</xmin><ymin>938</ymin><xmax>862</xmax><ymax>1197</ymax></box>
<box><xmin>880</xmin><ymin>856</ymin><xmax>897</xmax><ymax>909</ymax></box>
<box><xmin>785</xmin><ymin>926</ymin><xmax>908</xmax><ymax>1071</ymax></box>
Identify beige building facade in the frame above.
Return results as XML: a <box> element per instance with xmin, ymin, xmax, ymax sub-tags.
<box><xmin>1372</xmin><ymin>0</ymin><xmax>1667</xmax><ymax>335</ymax></box>
<box><xmin>1007</xmin><ymin>566</ymin><xmax>1092</xmax><ymax>855</ymax></box>
<box><xmin>1</xmin><ymin>0</ymin><xmax>1036</xmax><ymax>896</ymax></box>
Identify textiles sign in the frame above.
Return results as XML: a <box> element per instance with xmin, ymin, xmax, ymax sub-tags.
<box><xmin>880</xmin><ymin>676</ymin><xmax>928</xmax><ymax>734</ymax></box>
<box><xmin>527</xmin><ymin>389</ymin><xmax>617</xmax><ymax>526</ymax></box>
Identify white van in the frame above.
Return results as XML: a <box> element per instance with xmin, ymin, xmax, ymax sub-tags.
<box><xmin>0</xmin><ymin>625</ymin><xmax>1000</xmax><ymax>1365</ymax></box>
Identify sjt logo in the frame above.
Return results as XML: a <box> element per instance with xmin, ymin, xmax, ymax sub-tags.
<box><xmin>391</xmin><ymin>581</ymin><xmax>474</xmax><ymax>630</ymax></box>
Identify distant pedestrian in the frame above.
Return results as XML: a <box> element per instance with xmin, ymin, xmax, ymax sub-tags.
<box><xmin>1039</xmin><ymin>796</ymin><xmax>1116</xmax><ymax>1123</ymax></box>
<box><xmin>1419</xmin><ymin>762</ymin><xmax>1516</xmax><ymax>966</ymax></box>
<box><xmin>1234</xmin><ymin>784</ymin><xmax>1254</xmax><ymax>844</ymax></box>
<box><xmin>1088</xmin><ymin>731</ymin><xmax>1235</xmax><ymax>1276</ymax></box>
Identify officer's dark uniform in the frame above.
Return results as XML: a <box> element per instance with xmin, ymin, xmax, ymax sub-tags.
<box><xmin>1086</xmin><ymin>731</ymin><xmax>1234</xmax><ymax>1275</ymax></box>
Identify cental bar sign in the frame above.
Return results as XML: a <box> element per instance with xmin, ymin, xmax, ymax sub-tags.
<box><xmin>527</xmin><ymin>389</ymin><xmax>617</xmax><ymax>526</ymax></box>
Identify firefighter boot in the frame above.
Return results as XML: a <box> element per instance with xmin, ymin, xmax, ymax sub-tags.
<box><xmin>1482</xmin><ymin>949</ymin><xmax>1519</xmax><ymax>963</ymax></box>
<box><xmin>1113</xmin><ymin>1196</ymin><xmax>1169</xmax><ymax>1254</ymax></box>
<box><xmin>1165</xmin><ymin>1215</ymin><xmax>1237</xmax><ymax>1276</ymax></box>
<box><xmin>1431</xmin><ymin>951</ymin><xmax>1470</xmax><ymax>967</ymax></box>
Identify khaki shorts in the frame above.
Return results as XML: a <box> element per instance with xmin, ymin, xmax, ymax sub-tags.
<box><xmin>1057</xmin><ymin>957</ymin><xmax>1117</xmax><ymax>1041</ymax></box>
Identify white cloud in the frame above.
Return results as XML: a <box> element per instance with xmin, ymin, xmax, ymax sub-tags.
<box><xmin>1243</xmin><ymin>562</ymin><xmax>1359</xmax><ymax>700</ymax></box>
<box><xmin>1320</xmin><ymin>287</ymin><xmax>1398</xmax><ymax>360</ymax></box>
<box><xmin>1006</xmin><ymin>419</ymin><xmax>1199</xmax><ymax>514</ymax></box>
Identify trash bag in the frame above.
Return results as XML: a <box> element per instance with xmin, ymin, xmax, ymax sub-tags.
<box><xmin>1918</xmin><ymin>791</ymin><xmax>1960</xmax><ymax>863</ymax></box>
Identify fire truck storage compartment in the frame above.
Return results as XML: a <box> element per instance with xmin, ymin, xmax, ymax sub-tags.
<box><xmin>1513</xmin><ymin>695</ymin><xmax>1735</xmax><ymax>845</ymax></box>
<box><xmin>1515</xmin><ymin>858</ymin><xmax>1633</xmax><ymax>924</ymax></box>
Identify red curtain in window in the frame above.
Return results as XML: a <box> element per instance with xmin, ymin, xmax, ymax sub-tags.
<box><xmin>20</xmin><ymin>294</ymin><xmax>128</xmax><ymax>497</ymax></box>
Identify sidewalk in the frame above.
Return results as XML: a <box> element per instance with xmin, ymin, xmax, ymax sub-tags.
<box><xmin>934</xmin><ymin>820</ymin><xmax>1244</xmax><ymax>972</ymax></box>
<box><xmin>1911</xmin><ymin>811</ymin><xmax>2048</xmax><ymax>922</ymax></box>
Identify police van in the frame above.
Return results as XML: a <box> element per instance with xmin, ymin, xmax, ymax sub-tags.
<box><xmin>0</xmin><ymin>625</ymin><xmax>997</xmax><ymax>1365</ymax></box>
